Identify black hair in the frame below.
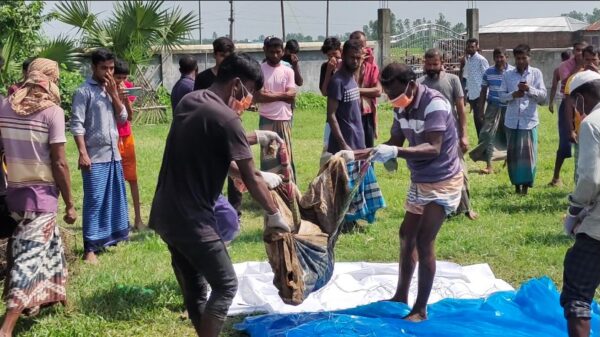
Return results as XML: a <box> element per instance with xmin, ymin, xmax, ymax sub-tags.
<box><xmin>466</xmin><ymin>38</ymin><xmax>479</xmax><ymax>45</ymax></box>
<box><xmin>321</xmin><ymin>37</ymin><xmax>341</xmax><ymax>54</ymax></box>
<box><xmin>349</xmin><ymin>31</ymin><xmax>366</xmax><ymax>40</ymax></box>
<box><xmin>114</xmin><ymin>58</ymin><xmax>130</xmax><ymax>75</ymax></box>
<box><xmin>380</xmin><ymin>62</ymin><xmax>417</xmax><ymax>86</ymax></box>
<box><xmin>213</xmin><ymin>37</ymin><xmax>235</xmax><ymax>54</ymax></box>
<box><xmin>178</xmin><ymin>55</ymin><xmax>198</xmax><ymax>74</ymax></box>
<box><xmin>343</xmin><ymin>39</ymin><xmax>363</xmax><ymax>55</ymax></box>
<box><xmin>571</xmin><ymin>79</ymin><xmax>600</xmax><ymax>100</ymax></box>
<box><xmin>573</xmin><ymin>41</ymin><xmax>588</xmax><ymax>49</ymax></box>
<box><xmin>263</xmin><ymin>36</ymin><xmax>284</xmax><ymax>49</ymax></box>
<box><xmin>91</xmin><ymin>48</ymin><xmax>116</xmax><ymax>65</ymax></box>
<box><xmin>583</xmin><ymin>45</ymin><xmax>600</xmax><ymax>57</ymax></box>
<box><xmin>22</xmin><ymin>58</ymin><xmax>34</xmax><ymax>72</ymax></box>
<box><xmin>424</xmin><ymin>48</ymin><xmax>442</xmax><ymax>60</ymax></box>
<box><xmin>285</xmin><ymin>39</ymin><xmax>300</xmax><ymax>54</ymax></box>
<box><xmin>513</xmin><ymin>44</ymin><xmax>531</xmax><ymax>56</ymax></box>
<box><xmin>561</xmin><ymin>50</ymin><xmax>572</xmax><ymax>61</ymax></box>
<box><xmin>216</xmin><ymin>52</ymin><xmax>264</xmax><ymax>90</ymax></box>
<box><xmin>493</xmin><ymin>47</ymin><xmax>507</xmax><ymax>57</ymax></box>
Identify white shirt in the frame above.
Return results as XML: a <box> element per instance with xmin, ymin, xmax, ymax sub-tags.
<box><xmin>465</xmin><ymin>52</ymin><xmax>490</xmax><ymax>100</ymax></box>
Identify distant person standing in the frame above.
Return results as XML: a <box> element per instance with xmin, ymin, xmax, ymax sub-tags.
<box><xmin>499</xmin><ymin>44</ymin><xmax>546</xmax><ymax>195</ymax></box>
<box><xmin>319</xmin><ymin>37</ymin><xmax>343</xmax><ymax>160</ymax></box>
<box><xmin>70</xmin><ymin>49</ymin><xmax>130</xmax><ymax>263</ymax></box>
<box><xmin>464</xmin><ymin>38</ymin><xmax>489</xmax><ymax>138</ymax></box>
<box><xmin>281</xmin><ymin>39</ymin><xmax>304</xmax><ymax>87</ymax></box>
<box><xmin>194</xmin><ymin>37</ymin><xmax>235</xmax><ymax>90</ymax></box>
<box><xmin>170</xmin><ymin>55</ymin><xmax>198</xmax><ymax>112</ymax></box>
<box><xmin>254</xmin><ymin>36</ymin><xmax>297</xmax><ymax>181</ymax></box>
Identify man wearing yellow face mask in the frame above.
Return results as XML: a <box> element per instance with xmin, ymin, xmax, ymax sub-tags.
<box><xmin>367</xmin><ymin>63</ymin><xmax>463</xmax><ymax>322</ymax></box>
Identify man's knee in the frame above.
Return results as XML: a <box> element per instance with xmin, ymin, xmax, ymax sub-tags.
<box><xmin>206</xmin><ymin>275</ymin><xmax>238</xmax><ymax>319</ymax></box>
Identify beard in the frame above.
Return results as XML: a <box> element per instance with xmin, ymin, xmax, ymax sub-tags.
<box><xmin>426</xmin><ymin>69</ymin><xmax>441</xmax><ymax>78</ymax></box>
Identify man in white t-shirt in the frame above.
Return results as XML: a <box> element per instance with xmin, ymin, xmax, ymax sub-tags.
<box><xmin>255</xmin><ymin>36</ymin><xmax>297</xmax><ymax>181</ymax></box>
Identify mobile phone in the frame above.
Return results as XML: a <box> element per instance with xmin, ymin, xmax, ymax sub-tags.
<box><xmin>123</xmin><ymin>87</ymin><xmax>143</xmax><ymax>96</ymax></box>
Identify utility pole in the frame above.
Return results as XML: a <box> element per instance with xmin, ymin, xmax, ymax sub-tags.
<box><xmin>280</xmin><ymin>0</ymin><xmax>286</xmax><ymax>40</ymax></box>
<box><xmin>198</xmin><ymin>1</ymin><xmax>202</xmax><ymax>44</ymax></box>
<box><xmin>325</xmin><ymin>0</ymin><xmax>329</xmax><ymax>37</ymax></box>
<box><xmin>229</xmin><ymin>0</ymin><xmax>234</xmax><ymax>40</ymax></box>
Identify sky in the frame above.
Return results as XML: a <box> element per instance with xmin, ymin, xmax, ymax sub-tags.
<box><xmin>42</xmin><ymin>1</ymin><xmax>600</xmax><ymax>42</ymax></box>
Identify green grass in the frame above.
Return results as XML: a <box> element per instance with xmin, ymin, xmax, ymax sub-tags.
<box><xmin>1</xmin><ymin>103</ymin><xmax>592</xmax><ymax>336</ymax></box>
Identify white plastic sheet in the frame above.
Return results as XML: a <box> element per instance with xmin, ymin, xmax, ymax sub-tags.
<box><xmin>229</xmin><ymin>261</ymin><xmax>513</xmax><ymax>315</ymax></box>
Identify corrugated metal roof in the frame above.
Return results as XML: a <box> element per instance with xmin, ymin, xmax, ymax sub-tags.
<box><xmin>480</xmin><ymin>16</ymin><xmax>588</xmax><ymax>33</ymax></box>
<box><xmin>586</xmin><ymin>21</ymin><xmax>600</xmax><ymax>31</ymax></box>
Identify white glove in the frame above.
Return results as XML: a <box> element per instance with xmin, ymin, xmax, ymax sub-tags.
<box><xmin>260</xmin><ymin>171</ymin><xmax>283</xmax><ymax>189</ymax></box>
<box><xmin>337</xmin><ymin>150</ymin><xmax>355</xmax><ymax>162</ymax></box>
<box><xmin>372</xmin><ymin>144</ymin><xmax>398</xmax><ymax>163</ymax></box>
<box><xmin>265</xmin><ymin>211</ymin><xmax>291</xmax><ymax>232</ymax></box>
<box><xmin>255</xmin><ymin>130</ymin><xmax>283</xmax><ymax>147</ymax></box>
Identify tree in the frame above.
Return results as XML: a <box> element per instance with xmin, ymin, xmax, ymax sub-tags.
<box><xmin>562</xmin><ymin>10</ymin><xmax>586</xmax><ymax>22</ymax></box>
<box><xmin>435</xmin><ymin>13</ymin><xmax>451</xmax><ymax>28</ymax></box>
<box><xmin>452</xmin><ymin>22</ymin><xmax>466</xmax><ymax>34</ymax></box>
<box><xmin>586</xmin><ymin>8</ymin><xmax>600</xmax><ymax>23</ymax></box>
<box><xmin>404</xmin><ymin>18</ymin><xmax>411</xmax><ymax>32</ymax></box>
<box><xmin>561</xmin><ymin>8</ymin><xmax>600</xmax><ymax>23</ymax></box>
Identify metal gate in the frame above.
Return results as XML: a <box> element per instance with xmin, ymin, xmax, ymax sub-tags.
<box><xmin>390</xmin><ymin>24</ymin><xmax>466</xmax><ymax>77</ymax></box>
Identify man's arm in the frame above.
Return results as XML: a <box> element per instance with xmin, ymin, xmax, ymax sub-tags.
<box><xmin>254</xmin><ymin>88</ymin><xmax>296</xmax><ymax>104</ymax></box>
<box><xmin>392</xmin><ymin>131</ymin><xmax>444</xmax><ymax>160</ymax></box>
<box><xmin>549</xmin><ymin>68</ymin><xmax>560</xmax><ymax>113</ymax></box>
<box><xmin>105</xmin><ymin>74</ymin><xmax>128</xmax><ymax>123</ymax></box>
<box><xmin>499</xmin><ymin>73</ymin><xmax>519</xmax><ymax>103</ymax></box>
<box><xmin>569</xmin><ymin>122</ymin><xmax>600</xmax><ymax>211</ymax></box>
<box><xmin>70</xmin><ymin>90</ymin><xmax>91</xmax><ymax>171</ymax></box>
<box><xmin>359</xmin><ymin>81</ymin><xmax>382</xmax><ymax>98</ymax></box>
<box><xmin>563</xmin><ymin>94</ymin><xmax>577</xmax><ymax>143</ymax></box>
<box><xmin>327</xmin><ymin>96</ymin><xmax>350</xmax><ymax>151</ymax></box>
<box><xmin>456</xmin><ymin>96</ymin><xmax>469</xmax><ymax>152</ymax></box>
<box><xmin>50</xmin><ymin>143</ymin><xmax>76</xmax><ymax>223</ymax></box>
<box><xmin>525</xmin><ymin>70</ymin><xmax>547</xmax><ymax>104</ymax></box>
<box><xmin>478</xmin><ymin>85</ymin><xmax>488</xmax><ymax>113</ymax></box>
<box><xmin>236</xmin><ymin>158</ymin><xmax>278</xmax><ymax>214</ymax></box>
<box><xmin>291</xmin><ymin>55</ymin><xmax>304</xmax><ymax>87</ymax></box>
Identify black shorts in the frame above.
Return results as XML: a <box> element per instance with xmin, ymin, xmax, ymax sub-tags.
<box><xmin>560</xmin><ymin>234</ymin><xmax>600</xmax><ymax>319</ymax></box>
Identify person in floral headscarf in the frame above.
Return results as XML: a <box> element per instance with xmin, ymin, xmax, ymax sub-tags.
<box><xmin>0</xmin><ymin>58</ymin><xmax>77</xmax><ymax>337</ymax></box>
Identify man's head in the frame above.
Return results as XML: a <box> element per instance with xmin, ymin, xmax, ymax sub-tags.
<box><xmin>113</xmin><ymin>59</ymin><xmax>130</xmax><ymax>85</ymax></box>
<box><xmin>342</xmin><ymin>39</ymin><xmax>363</xmax><ymax>73</ymax></box>
<box><xmin>179</xmin><ymin>55</ymin><xmax>198</xmax><ymax>77</ymax></box>
<box><xmin>215</xmin><ymin>52</ymin><xmax>263</xmax><ymax>115</ymax></box>
<box><xmin>573</xmin><ymin>41</ymin><xmax>588</xmax><ymax>63</ymax></box>
<box><xmin>423</xmin><ymin>48</ymin><xmax>443</xmax><ymax>79</ymax></box>
<box><xmin>349</xmin><ymin>31</ymin><xmax>367</xmax><ymax>49</ymax></box>
<box><xmin>263</xmin><ymin>36</ymin><xmax>284</xmax><ymax>66</ymax></box>
<box><xmin>284</xmin><ymin>39</ymin><xmax>300</xmax><ymax>55</ymax></box>
<box><xmin>583</xmin><ymin>46</ymin><xmax>600</xmax><ymax>68</ymax></box>
<box><xmin>561</xmin><ymin>50</ymin><xmax>572</xmax><ymax>62</ymax></box>
<box><xmin>513</xmin><ymin>44</ymin><xmax>531</xmax><ymax>71</ymax></box>
<box><xmin>22</xmin><ymin>58</ymin><xmax>34</xmax><ymax>79</ymax></box>
<box><xmin>213</xmin><ymin>37</ymin><xmax>235</xmax><ymax>67</ymax></box>
<box><xmin>91</xmin><ymin>48</ymin><xmax>116</xmax><ymax>83</ymax></box>
<box><xmin>466</xmin><ymin>38</ymin><xmax>479</xmax><ymax>56</ymax></box>
<box><xmin>493</xmin><ymin>47</ymin><xmax>508</xmax><ymax>69</ymax></box>
<box><xmin>380</xmin><ymin>62</ymin><xmax>418</xmax><ymax>108</ymax></box>
<box><xmin>568</xmin><ymin>71</ymin><xmax>600</xmax><ymax>115</ymax></box>
<box><xmin>321</xmin><ymin>37</ymin><xmax>342</xmax><ymax>59</ymax></box>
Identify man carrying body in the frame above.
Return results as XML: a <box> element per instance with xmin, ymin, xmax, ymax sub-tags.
<box><xmin>418</xmin><ymin>48</ymin><xmax>476</xmax><ymax>220</ymax></box>
<box><xmin>170</xmin><ymin>55</ymin><xmax>198</xmax><ymax>112</ymax></box>
<box><xmin>464</xmin><ymin>38</ymin><xmax>490</xmax><ymax>139</ymax></box>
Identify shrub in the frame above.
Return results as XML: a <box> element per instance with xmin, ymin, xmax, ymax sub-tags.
<box><xmin>58</xmin><ymin>65</ymin><xmax>84</xmax><ymax>119</ymax></box>
<box><xmin>296</xmin><ymin>92</ymin><xmax>326</xmax><ymax>111</ymax></box>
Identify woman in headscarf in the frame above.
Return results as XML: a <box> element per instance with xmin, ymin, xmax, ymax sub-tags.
<box><xmin>0</xmin><ymin>58</ymin><xmax>77</xmax><ymax>337</ymax></box>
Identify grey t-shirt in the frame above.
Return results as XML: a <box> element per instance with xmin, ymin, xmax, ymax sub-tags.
<box><xmin>418</xmin><ymin>72</ymin><xmax>464</xmax><ymax>120</ymax></box>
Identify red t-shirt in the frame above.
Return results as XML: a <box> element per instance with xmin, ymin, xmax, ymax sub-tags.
<box><xmin>117</xmin><ymin>80</ymin><xmax>136</xmax><ymax>137</ymax></box>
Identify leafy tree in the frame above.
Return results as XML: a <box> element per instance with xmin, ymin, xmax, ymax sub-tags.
<box><xmin>561</xmin><ymin>10</ymin><xmax>586</xmax><ymax>22</ymax></box>
<box><xmin>562</xmin><ymin>8</ymin><xmax>600</xmax><ymax>23</ymax></box>
<box><xmin>435</xmin><ymin>13</ymin><xmax>451</xmax><ymax>28</ymax></box>
<box><xmin>452</xmin><ymin>22</ymin><xmax>466</xmax><ymax>34</ymax></box>
<box><xmin>404</xmin><ymin>18</ymin><xmax>411</xmax><ymax>32</ymax></box>
<box><xmin>586</xmin><ymin>8</ymin><xmax>600</xmax><ymax>23</ymax></box>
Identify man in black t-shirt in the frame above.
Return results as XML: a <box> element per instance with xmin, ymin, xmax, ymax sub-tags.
<box><xmin>149</xmin><ymin>53</ymin><xmax>288</xmax><ymax>337</ymax></box>
<box><xmin>194</xmin><ymin>37</ymin><xmax>235</xmax><ymax>90</ymax></box>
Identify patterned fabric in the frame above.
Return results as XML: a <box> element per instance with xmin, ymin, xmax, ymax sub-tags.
<box><xmin>506</xmin><ymin>127</ymin><xmax>538</xmax><ymax>187</ymax></box>
<box><xmin>9</xmin><ymin>58</ymin><xmax>60</xmax><ymax>116</ymax></box>
<box><xmin>82</xmin><ymin>160</ymin><xmax>129</xmax><ymax>253</ymax></box>
<box><xmin>465</xmin><ymin>52</ymin><xmax>490</xmax><ymax>100</ymax></box>
<box><xmin>454</xmin><ymin>155</ymin><xmax>472</xmax><ymax>216</ymax></box>
<box><xmin>3</xmin><ymin>212</ymin><xmax>66</xmax><ymax>311</ymax></box>
<box><xmin>404</xmin><ymin>171</ymin><xmax>464</xmax><ymax>216</ymax></box>
<box><xmin>259</xmin><ymin>116</ymin><xmax>296</xmax><ymax>183</ymax></box>
<box><xmin>118</xmin><ymin>133</ymin><xmax>137</xmax><ymax>182</ymax></box>
<box><xmin>345</xmin><ymin>160</ymin><xmax>385</xmax><ymax>223</ymax></box>
<box><xmin>469</xmin><ymin>104</ymin><xmax>508</xmax><ymax>163</ymax></box>
<box><xmin>481</xmin><ymin>64</ymin><xmax>514</xmax><ymax>107</ymax></box>
<box><xmin>560</xmin><ymin>234</ymin><xmax>600</xmax><ymax>319</ymax></box>
<box><xmin>500</xmin><ymin>66</ymin><xmax>547</xmax><ymax>130</ymax></box>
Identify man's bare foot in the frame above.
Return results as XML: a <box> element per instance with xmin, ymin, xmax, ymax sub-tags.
<box><xmin>466</xmin><ymin>210</ymin><xmax>479</xmax><ymax>220</ymax></box>
<box><xmin>133</xmin><ymin>221</ymin><xmax>146</xmax><ymax>231</ymax></box>
<box><xmin>480</xmin><ymin>167</ymin><xmax>493</xmax><ymax>175</ymax></box>
<box><xmin>83</xmin><ymin>252</ymin><xmax>98</xmax><ymax>265</ymax></box>
<box><xmin>179</xmin><ymin>310</ymin><xmax>188</xmax><ymax>321</ymax></box>
<box><xmin>403</xmin><ymin>311</ymin><xmax>427</xmax><ymax>322</ymax></box>
<box><xmin>548</xmin><ymin>178</ymin><xmax>563</xmax><ymax>187</ymax></box>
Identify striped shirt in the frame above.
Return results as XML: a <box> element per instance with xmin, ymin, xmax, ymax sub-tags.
<box><xmin>390</xmin><ymin>84</ymin><xmax>461</xmax><ymax>183</ymax></box>
<box><xmin>482</xmin><ymin>64</ymin><xmax>515</xmax><ymax>107</ymax></box>
<box><xmin>0</xmin><ymin>99</ymin><xmax>66</xmax><ymax>212</ymax></box>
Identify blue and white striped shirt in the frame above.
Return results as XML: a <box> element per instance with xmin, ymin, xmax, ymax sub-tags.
<box><xmin>482</xmin><ymin>64</ymin><xmax>514</xmax><ymax>107</ymax></box>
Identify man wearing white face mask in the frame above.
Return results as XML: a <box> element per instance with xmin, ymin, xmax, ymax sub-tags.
<box><xmin>364</xmin><ymin>63</ymin><xmax>463</xmax><ymax>322</ymax></box>
<box><xmin>560</xmin><ymin>70</ymin><xmax>600</xmax><ymax>337</ymax></box>
<box><xmin>149</xmin><ymin>53</ymin><xmax>289</xmax><ymax>337</ymax></box>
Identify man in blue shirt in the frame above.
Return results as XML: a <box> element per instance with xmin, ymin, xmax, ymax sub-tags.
<box><xmin>470</xmin><ymin>47</ymin><xmax>514</xmax><ymax>174</ymax></box>
<box><xmin>170</xmin><ymin>55</ymin><xmax>198</xmax><ymax>112</ymax></box>
<box><xmin>499</xmin><ymin>44</ymin><xmax>547</xmax><ymax>195</ymax></box>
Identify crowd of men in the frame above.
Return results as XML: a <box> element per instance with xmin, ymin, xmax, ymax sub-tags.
<box><xmin>0</xmin><ymin>29</ymin><xmax>599</xmax><ymax>337</ymax></box>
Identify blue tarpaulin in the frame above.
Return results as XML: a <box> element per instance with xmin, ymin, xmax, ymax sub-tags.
<box><xmin>236</xmin><ymin>277</ymin><xmax>599</xmax><ymax>337</ymax></box>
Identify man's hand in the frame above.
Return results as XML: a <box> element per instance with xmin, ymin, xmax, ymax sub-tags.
<box><xmin>260</xmin><ymin>171</ymin><xmax>283</xmax><ymax>189</ymax></box>
<box><xmin>255</xmin><ymin>130</ymin><xmax>283</xmax><ymax>147</ymax></box>
<box><xmin>512</xmin><ymin>90</ymin><xmax>525</xmax><ymax>98</ymax></box>
<box><xmin>569</xmin><ymin>130</ymin><xmax>578</xmax><ymax>144</ymax></box>
<box><xmin>104</xmin><ymin>73</ymin><xmax>119</xmax><ymax>97</ymax></box>
<box><xmin>459</xmin><ymin>136</ymin><xmax>469</xmax><ymax>153</ymax></box>
<box><xmin>265</xmin><ymin>211</ymin><xmax>291</xmax><ymax>232</ymax></box>
<box><xmin>64</xmin><ymin>205</ymin><xmax>77</xmax><ymax>224</ymax></box>
<box><xmin>518</xmin><ymin>82</ymin><xmax>529</xmax><ymax>92</ymax></box>
<box><xmin>549</xmin><ymin>103</ymin><xmax>554</xmax><ymax>114</ymax></box>
<box><xmin>326</xmin><ymin>57</ymin><xmax>337</xmax><ymax>73</ymax></box>
<box><xmin>290</xmin><ymin>54</ymin><xmax>299</xmax><ymax>67</ymax></box>
<box><xmin>372</xmin><ymin>144</ymin><xmax>398</xmax><ymax>163</ymax></box>
<box><xmin>337</xmin><ymin>150</ymin><xmax>355</xmax><ymax>162</ymax></box>
<box><xmin>585</xmin><ymin>63</ymin><xmax>599</xmax><ymax>72</ymax></box>
<box><xmin>78</xmin><ymin>153</ymin><xmax>91</xmax><ymax>171</ymax></box>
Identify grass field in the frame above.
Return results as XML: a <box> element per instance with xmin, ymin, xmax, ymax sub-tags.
<box><xmin>0</xmin><ymin>100</ymin><xmax>592</xmax><ymax>336</ymax></box>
